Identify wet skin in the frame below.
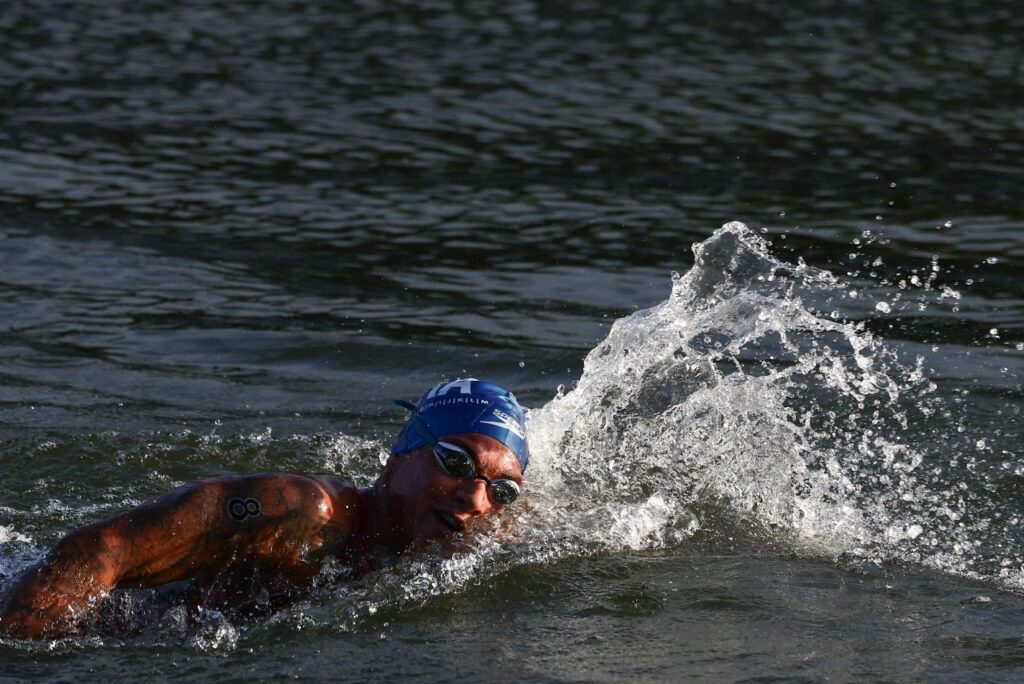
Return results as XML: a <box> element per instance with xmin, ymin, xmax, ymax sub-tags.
<box><xmin>368</xmin><ymin>432</ymin><xmax>523</xmax><ymax>551</ymax></box>
<box><xmin>0</xmin><ymin>433</ymin><xmax>520</xmax><ymax>640</ymax></box>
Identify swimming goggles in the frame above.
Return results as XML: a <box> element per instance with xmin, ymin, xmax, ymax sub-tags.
<box><xmin>395</xmin><ymin>400</ymin><xmax>522</xmax><ymax>505</ymax></box>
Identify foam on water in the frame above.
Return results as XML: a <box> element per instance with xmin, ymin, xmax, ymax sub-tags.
<box><xmin>0</xmin><ymin>526</ymin><xmax>37</xmax><ymax>591</ymax></box>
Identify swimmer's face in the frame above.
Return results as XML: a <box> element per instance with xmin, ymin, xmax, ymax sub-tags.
<box><xmin>385</xmin><ymin>433</ymin><xmax>523</xmax><ymax>549</ymax></box>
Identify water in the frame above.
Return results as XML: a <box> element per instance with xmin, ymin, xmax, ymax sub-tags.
<box><xmin>2</xmin><ymin>0</ymin><xmax>1023</xmax><ymax>680</ymax></box>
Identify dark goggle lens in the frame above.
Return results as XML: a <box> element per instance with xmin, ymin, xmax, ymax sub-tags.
<box><xmin>434</xmin><ymin>444</ymin><xmax>477</xmax><ymax>478</ymax></box>
<box><xmin>487</xmin><ymin>479</ymin><xmax>520</xmax><ymax>505</ymax></box>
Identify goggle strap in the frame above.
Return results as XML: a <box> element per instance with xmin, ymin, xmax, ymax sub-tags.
<box><xmin>393</xmin><ymin>399</ymin><xmax>418</xmax><ymax>412</ymax></box>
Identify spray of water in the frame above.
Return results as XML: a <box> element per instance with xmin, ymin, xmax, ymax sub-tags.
<box><xmin>526</xmin><ymin>222</ymin><xmax>909</xmax><ymax>554</ymax></box>
<box><xmin>522</xmin><ymin>221</ymin><xmax>1018</xmax><ymax>586</ymax></box>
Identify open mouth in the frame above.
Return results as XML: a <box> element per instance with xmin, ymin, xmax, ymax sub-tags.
<box><xmin>435</xmin><ymin>510</ymin><xmax>464</xmax><ymax>533</ymax></box>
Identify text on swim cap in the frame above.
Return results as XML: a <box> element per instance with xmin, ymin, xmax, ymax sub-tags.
<box><xmin>479</xmin><ymin>408</ymin><xmax>526</xmax><ymax>440</ymax></box>
<box><xmin>424</xmin><ymin>379</ymin><xmax>479</xmax><ymax>400</ymax></box>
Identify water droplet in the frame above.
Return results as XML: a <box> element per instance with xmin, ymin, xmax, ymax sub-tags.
<box><xmin>875</xmin><ymin>302</ymin><xmax>891</xmax><ymax>313</ymax></box>
<box><xmin>985</xmin><ymin>257</ymin><xmax>998</xmax><ymax>265</ymax></box>
<box><xmin>943</xmin><ymin>221</ymin><xmax>953</xmax><ymax>228</ymax></box>
<box><xmin>518</xmin><ymin>361</ymin><xmax>526</xmax><ymax>368</ymax></box>
<box><xmin>875</xmin><ymin>215</ymin><xmax>883</xmax><ymax>221</ymax></box>
<box><xmin>989</xmin><ymin>328</ymin><xmax>999</xmax><ymax>337</ymax></box>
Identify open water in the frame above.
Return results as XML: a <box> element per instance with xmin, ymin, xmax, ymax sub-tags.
<box><xmin>1</xmin><ymin>1</ymin><xmax>1022</xmax><ymax>681</ymax></box>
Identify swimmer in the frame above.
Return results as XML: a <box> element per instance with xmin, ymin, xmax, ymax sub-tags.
<box><xmin>0</xmin><ymin>379</ymin><xmax>528</xmax><ymax>640</ymax></box>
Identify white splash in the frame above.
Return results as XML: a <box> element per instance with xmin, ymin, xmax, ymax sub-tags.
<box><xmin>520</xmin><ymin>221</ymin><xmax>987</xmax><ymax>580</ymax></box>
<box><xmin>0</xmin><ymin>526</ymin><xmax>32</xmax><ymax>545</ymax></box>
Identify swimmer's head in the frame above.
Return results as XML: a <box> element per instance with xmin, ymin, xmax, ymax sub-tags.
<box><xmin>391</xmin><ymin>378</ymin><xmax>530</xmax><ymax>474</ymax></box>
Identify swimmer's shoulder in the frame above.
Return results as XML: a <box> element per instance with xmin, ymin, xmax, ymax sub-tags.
<box><xmin>303</xmin><ymin>473</ymin><xmax>362</xmax><ymax>525</ymax></box>
<box><xmin>209</xmin><ymin>472</ymin><xmax>357</xmax><ymax>528</ymax></box>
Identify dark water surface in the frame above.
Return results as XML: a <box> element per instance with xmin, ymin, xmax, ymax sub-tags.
<box><xmin>2</xmin><ymin>1</ymin><xmax>1023</xmax><ymax>681</ymax></box>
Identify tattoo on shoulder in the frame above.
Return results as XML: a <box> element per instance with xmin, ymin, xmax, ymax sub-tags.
<box><xmin>227</xmin><ymin>497</ymin><xmax>261</xmax><ymax>521</ymax></box>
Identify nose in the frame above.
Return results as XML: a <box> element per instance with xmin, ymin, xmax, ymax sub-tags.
<box><xmin>454</xmin><ymin>477</ymin><xmax>491</xmax><ymax>517</ymax></box>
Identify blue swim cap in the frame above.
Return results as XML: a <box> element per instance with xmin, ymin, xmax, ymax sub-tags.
<box><xmin>391</xmin><ymin>379</ymin><xmax>530</xmax><ymax>474</ymax></box>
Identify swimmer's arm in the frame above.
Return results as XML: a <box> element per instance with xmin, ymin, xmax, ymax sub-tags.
<box><xmin>0</xmin><ymin>482</ymin><xmax>231</xmax><ymax>640</ymax></box>
<box><xmin>0</xmin><ymin>475</ymin><xmax>341</xmax><ymax>639</ymax></box>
